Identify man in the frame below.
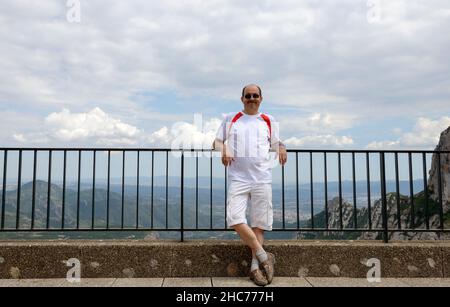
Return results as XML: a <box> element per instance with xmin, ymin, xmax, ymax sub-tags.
<box><xmin>213</xmin><ymin>84</ymin><xmax>287</xmax><ymax>286</ymax></box>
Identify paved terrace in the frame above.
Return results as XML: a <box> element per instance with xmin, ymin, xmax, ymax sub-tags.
<box><xmin>1</xmin><ymin>277</ymin><xmax>450</xmax><ymax>287</ymax></box>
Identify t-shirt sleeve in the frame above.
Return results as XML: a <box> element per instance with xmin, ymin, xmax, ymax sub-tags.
<box><xmin>270</xmin><ymin>115</ymin><xmax>282</xmax><ymax>148</ymax></box>
<box><xmin>215</xmin><ymin>114</ymin><xmax>229</xmax><ymax>142</ymax></box>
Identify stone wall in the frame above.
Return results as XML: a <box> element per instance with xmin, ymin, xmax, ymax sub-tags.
<box><xmin>1</xmin><ymin>240</ymin><xmax>449</xmax><ymax>279</ymax></box>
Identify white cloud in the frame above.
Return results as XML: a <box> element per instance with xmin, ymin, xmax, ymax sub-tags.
<box><xmin>367</xmin><ymin>117</ymin><xmax>450</xmax><ymax>149</ymax></box>
<box><xmin>12</xmin><ymin>133</ymin><xmax>27</xmax><ymax>143</ymax></box>
<box><xmin>12</xmin><ymin>108</ymin><xmax>223</xmax><ymax>148</ymax></box>
<box><xmin>1</xmin><ymin>0</ymin><xmax>449</xmax><ymax>117</ymax></box>
<box><xmin>366</xmin><ymin>140</ymin><xmax>401</xmax><ymax>150</ymax></box>
<box><xmin>14</xmin><ymin>108</ymin><xmax>141</xmax><ymax>146</ymax></box>
<box><xmin>1</xmin><ymin>1</ymin><xmax>450</xmax><ymax>148</ymax></box>
<box><xmin>147</xmin><ymin>116</ymin><xmax>222</xmax><ymax>149</ymax></box>
<box><xmin>284</xmin><ymin>135</ymin><xmax>354</xmax><ymax>148</ymax></box>
<box><xmin>46</xmin><ymin>108</ymin><xmax>140</xmax><ymax>140</ymax></box>
<box><xmin>279</xmin><ymin>113</ymin><xmax>356</xmax><ymax>135</ymax></box>
<box><xmin>147</xmin><ymin>127</ymin><xmax>170</xmax><ymax>146</ymax></box>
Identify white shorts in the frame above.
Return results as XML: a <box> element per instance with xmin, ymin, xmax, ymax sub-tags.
<box><xmin>226</xmin><ymin>180</ymin><xmax>273</xmax><ymax>231</ymax></box>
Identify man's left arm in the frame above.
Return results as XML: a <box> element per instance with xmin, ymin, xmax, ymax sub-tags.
<box><xmin>270</xmin><ymin>117</ymin><xmax>287</xmax><ymax>166</ymax></box>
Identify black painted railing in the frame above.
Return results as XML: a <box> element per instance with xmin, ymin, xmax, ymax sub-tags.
<box><xmin>0</xmin><ymin>148</ymin><xmax>449</xmax><ymax>243</ymax></box>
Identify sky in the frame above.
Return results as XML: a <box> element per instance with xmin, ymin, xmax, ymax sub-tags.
<box><xmin>1</xmin><ymin>0</ymin><xmax>450</xmax><ymax>150</ymax></box>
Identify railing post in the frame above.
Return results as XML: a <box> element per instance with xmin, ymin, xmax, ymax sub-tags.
<box><xmin>380</xmin><ymin>152</ymin><xmax>389</xmax><ymax>243</ymax></box>
<box><xmin>438</xmin><ymin>152</ymin><xmax>444</xmax><ymax>230</ymax></box>
<box><xmin>180</xmin><ymin>150</ymin><xmax>184</xmax><ymax>242</ymax></box>
<box><xmin>1</xmin><ymin>150</ymin><xmax>7</xmax><ymax>230</ymax></box>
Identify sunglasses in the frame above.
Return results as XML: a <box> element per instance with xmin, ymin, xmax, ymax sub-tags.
<box><xmin>244</xmin><ymin>93</ymin><xmax>260</xmax><ymax>99</ymax></box>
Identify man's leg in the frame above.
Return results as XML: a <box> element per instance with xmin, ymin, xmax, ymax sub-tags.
<box><xmin>233</xmin><ymin>224</ymin><xmax>269</xmax><ymax>267</ymax></box>
<box><xmin>227</xmin><ymin>181</ymin><xmax>269</xmax><ymax>286</ymax></box>
<box><xmin>248</xmin><ymin>184</ymin><xmax>275</xmax><ymax>283</ymax></box>
<box><xmin>251</xmin><ymin>227</ymin><xmax>266</xmax><ymax>275</ymax></box>
<box><xmin>252</xmin><ymin>227</ymin><xmax>265</xmax><ymax>246</ymax></box>
<box><xmin>234</xmin><ymin>223</ymin><xmax>270</xmax><ymax>287</ymax></box>
<box><xmin>233</xmin><ymin>224</ymin><xmax>264</xmax><ymax>259</ymax></box>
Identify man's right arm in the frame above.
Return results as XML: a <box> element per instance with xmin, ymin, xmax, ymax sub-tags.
<box><xmin>212</xmin><ymin>138</ymin><xmax>222</xmax><ymax>151</ymax></box>
<box><xmin>213</xmin><ymin>138</ymin><xmax>234</xmax><ymax>167</ymax></box>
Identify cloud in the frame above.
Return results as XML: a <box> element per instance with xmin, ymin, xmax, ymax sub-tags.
<box><xmin>147</xmin><ymin>127</ymin><xmax>170</xmax><ymax>146</ymax></box>
<box><xmin>279</xmin><ymin>113</ymin><xmax>356</xmax><ymax>134</ymax></box>
<box><xmin>14</xmin><ymin>108</ymin><xmax>141</xmax><ymax>146</ymax></box>
<box><xmin>284</xmin><ymin>135</ymin><xmax>354</xmax><ymax>148</ymax></box>
<box><xmin>365</xmin><ymin>140</ymin><xmax>401</xmax><ymax>150</ymax></box>
<box><xmin>147</xmin><ymin>115</ymin><xmax>222</xmax><ymax>149</ymax></box>
<box><xmin>12</xmin><ymin>108</ymin><xmax>223</xmax><ymax>148</ymax></box>
<box><xmin>1</xmin><ymin>0</ymin><xmax>449</xmax><ymax>117</ymax></box>
<box><xmin>367</xmin><ymin>116</ymin><xmax>450</xmax><ymax>149</ymax></box>
<box><xmin>1</xmin><ymin>1</ymin><xmax>450</xmax><ymax>148</ymax></box>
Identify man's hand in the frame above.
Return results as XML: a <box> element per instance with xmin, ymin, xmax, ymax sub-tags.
<box><xmin>278</xmin><ymin>145</ymin><xmax>287</xmax><ymax>166</ymax></box>
<box><xmin>213</xmin><ymin>139</ymin><xmax>235</xmax><ymax>167</ymax></box>
<box><xmin>222</xmin><ymin>145</ymin><xmax>235</xmax><ymax>167</ymax></box>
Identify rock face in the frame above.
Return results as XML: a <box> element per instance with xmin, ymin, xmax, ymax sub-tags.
<box><xmin>308</xmin><ymin>192</ymin><xmax>450</xmax><ymax>241</ymax></box>
<box><xmin>358</xmin><ymin>192</ymin><xmax>449</xmax><ymax>240</ymax></box>
<box><xmin>326</xmin><ymin>197</ymin><xmax>361</xmax><ymax>229</ymax></box>
<box><xmin>428</xmin><ymin>126</ymin><xmax>450</xmax><ymax>212</ymax></box>
<box><xmin>303</xmin><ymin>126</ymin><xmax>450</xmax><ymax>241</ymax></box>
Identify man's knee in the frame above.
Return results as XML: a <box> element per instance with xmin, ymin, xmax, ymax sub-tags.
<box><xmin>232</xmin><ymin>223</ymin><xmax>246</xmax><ymax>231</ymax></box>
<box><xmin>252</xmin><ymin>227</ymin><xmax>265</xmax><ymax>233</ymax></box>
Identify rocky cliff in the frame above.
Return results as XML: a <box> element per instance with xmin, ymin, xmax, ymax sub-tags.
<box><xmin>303</xmin><ymin>125</ymin><xmax>450</xmax><ymax>240</ymax></box>
<box><xmin>428</xmin><ymin>126</ymin><xmax>450</xmax><ymax>212</ymax></box>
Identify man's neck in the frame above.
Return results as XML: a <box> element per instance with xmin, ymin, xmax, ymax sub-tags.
<box><xmin>242</xmin><ymin>109</ymin><xmax>260</xmax><ymax>116</ymax></box>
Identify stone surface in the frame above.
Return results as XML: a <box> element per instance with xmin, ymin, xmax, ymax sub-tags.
<box><xmin>0</xmin><ymin>279</ymin><xmax>19</xmax><ymax>287</ymax></box>
<box><xmin>441</xmin><ymin>248</ymin><xmax>450</xmax><ymax>277</ymax></box>
<box><xmin>59</xmin><ymin>278</ymin><xmax>116</xmax><ymax>287</ymax></box>
<box><xmin>0</xmin><ymin>240</ymin><xmax>449</xmax><ymax>278</ymax></box>
<box><xmin>112</xmin><ymin>278</ymin><xmax>164</xmax><ymax>287</ymax></box>
<box><xmin>80</xmin><ymin>242</ymin><xmax>172</xmax><ymax>278</ymax></box>
<box><xmin>2</xmin><ymin>277</ymin><xmax>450</xmax><ymax>287</ymax></box>
<box><xmin>214</xmin><ymin>277</ymin><xmax>315</xmax><ymax>288</ymax></box>
<box><xmin>211</xmin><ymin>277</ymin><xmax>258</xmax><ymax>287</ymax></box>
<box><xmin>163</xmin><ymin>278</ymin><xmax>212</xmax><ymax>287</ymax></box>
<box><xmin>306</xmin><ymin>278</ymin><xmax>409</xmax><ymax>287</ymax></box>
<box><xmin>10</xmin><ymin>279</ymin><xmax>66</xmax><ymax>287</ymax></box>
<box><xmin>273</xmin><ymin>241</ymin><xmax>444</xmax><ymax>278</ymax></box>
<box><xmin>266</xmin><ymin>277</ymin><xmax>312</xmax><ymax>287</ymax></box>
<box><xmin>0</xmin><ymin>243</ymin><xmax>81</xmax><ymax>279</ymax></box>
<box><xmin>171</xmin><ymin>242</ymin><xmax>250</xmax><ymax>277</ymax></box>
<box><xmin>399</xmin><ymin>278</ymin><xmax>450</xmax><ymax>287</ymax></box>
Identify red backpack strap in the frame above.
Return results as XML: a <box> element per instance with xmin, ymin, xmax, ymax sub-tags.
<box><xmin>226</xmin><ymin>112</ymin><xmax>244</xmax><ymax>140</ymax></box>
<box><xmin>231</xmin><ymin>112</ymin><xmax>244</xmax><ymax>125</ymax></box>
<box><xmin>260</xmin><ymin>114</ymin><xmax>272</xmax><ymax>139</ymax></box>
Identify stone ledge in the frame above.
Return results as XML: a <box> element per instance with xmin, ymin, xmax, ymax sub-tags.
<box><xmin>0</xmin><ymin>240</ymin><xmax>449</xmax><ymax>279</ymax></box>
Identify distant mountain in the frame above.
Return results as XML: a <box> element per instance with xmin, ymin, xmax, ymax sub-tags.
<box><xmin>301</xmin><ymin>191</ymin><xmax>450</xmax><ymax>241</ymax></box>
<box><xmin>0</xmin><ymin>177</ymin><xmax>437</xmax><ymax>241</ymax></box>
<box><xmin>0</xmin><ymin>180</ymin><xmax>234</xmax><ymax>239</ymax></box>
<box><xmin>3</xmin><ymin>176</ymin><xmax>425</xmax><ymax>195</ymax></box>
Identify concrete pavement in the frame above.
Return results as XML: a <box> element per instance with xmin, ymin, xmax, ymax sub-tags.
<box><xmin>1</xmin><ymin>277</ymin><xmax>450</xmax><ymax>287</ymax></box>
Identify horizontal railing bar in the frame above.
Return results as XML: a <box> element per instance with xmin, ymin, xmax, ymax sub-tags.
<box><xmin>1</xmin><ymin>229</ymin><xmax>450</xmax><ymax>233</ymax></box>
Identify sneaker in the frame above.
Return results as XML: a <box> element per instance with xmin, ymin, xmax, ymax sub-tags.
<box><xmin>249</xmin><ymin>268</ymin><xmax>268</xmax><ymax>287</ymax></box>
<box><xmin>260</xmin><ymin>252</ymin><xmax>276</xmax><ymax>284</ymax></box>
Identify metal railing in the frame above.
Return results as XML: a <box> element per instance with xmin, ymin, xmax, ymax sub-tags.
<box><xmin>0</xmin><ymin>148</ymin><xmax>449</xmax><ymax>243</ymax></box>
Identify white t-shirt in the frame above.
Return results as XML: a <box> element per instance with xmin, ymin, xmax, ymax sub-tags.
<box><xmin>215</xmin><ymin>111</ymin><xmax>281</xmax><ymax>184</ymax></box>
